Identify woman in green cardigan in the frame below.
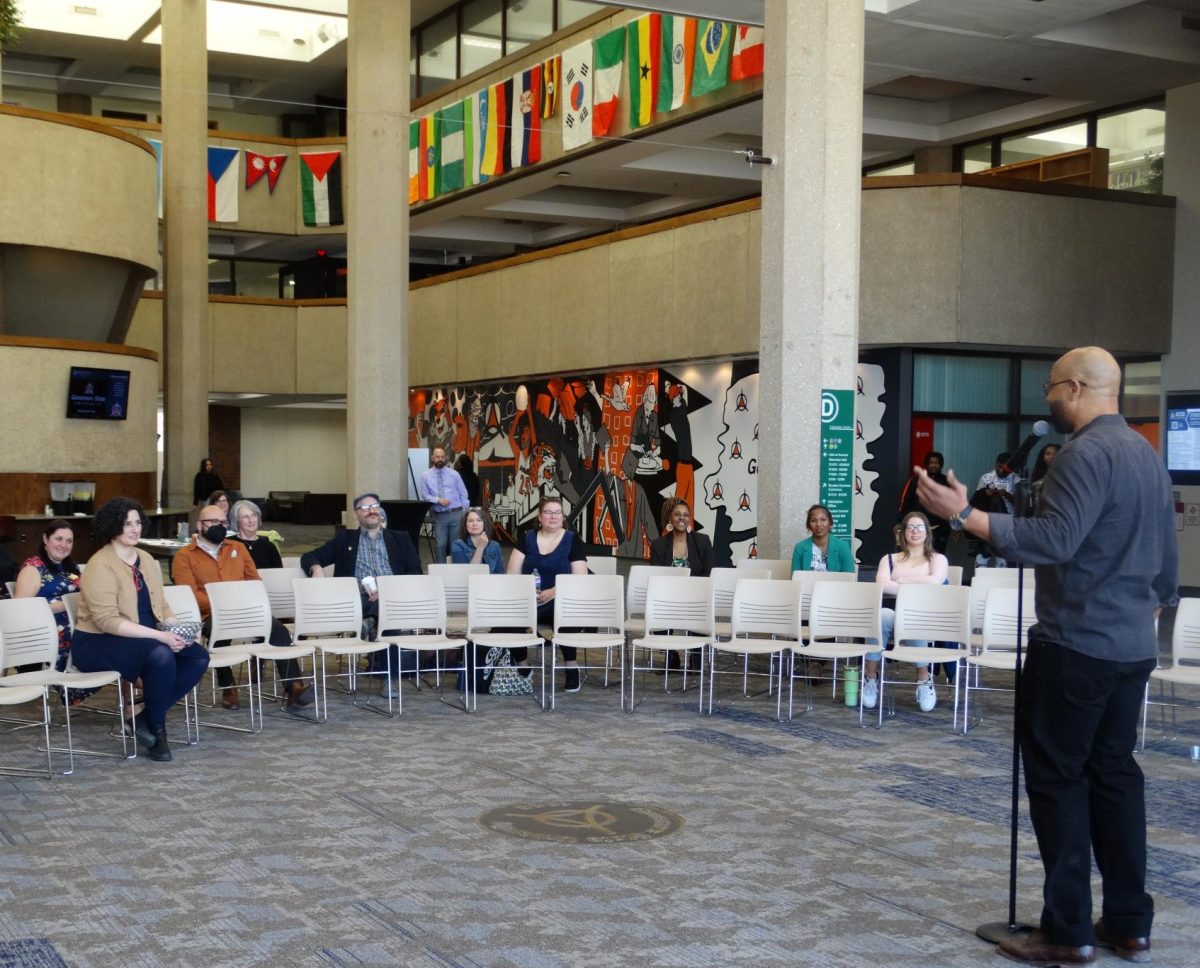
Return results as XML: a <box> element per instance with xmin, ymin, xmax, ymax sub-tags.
<box><xmin>790</xmin><ymin>504</ymin><xmax>855</xmax><ymax>574</ymax></box>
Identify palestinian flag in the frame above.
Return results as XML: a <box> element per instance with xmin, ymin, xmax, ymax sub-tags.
<box><xmin>299</xmin><ymin>150</ymin><xmax>343</xmax><ymax>226</ymax></box>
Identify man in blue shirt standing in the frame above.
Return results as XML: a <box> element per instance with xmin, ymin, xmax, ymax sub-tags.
<box><xmin>918</xmin><ymin>346</ymin><xmax>1176</xmax><ymax>967</ymax></box>
<box><xmin>421</xmin><ymin>446</ymin><xmax>469</xmax><ymax>565</ymax></box>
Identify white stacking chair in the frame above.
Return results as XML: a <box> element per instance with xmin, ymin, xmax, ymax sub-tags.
<box><xmin>376</xmin><ymin>575</ymin><xmax>469</xmax><ymax>712</ymax></box>
<box><xmin>946</xmin><ymin>565</ymin><xmax>964</xmax><ymax>586</ymax></box>
<box><xmin>968</xmin><ymin>568</ymin><xmax>1033</xmax><ymax>641</ymax></box>
<box><xmin>207</xmin><ymin>580</ymin><xmax>318</xmax><ymax>726</ymax></box>
<box><xmin>548</xmin><ymin>574</ymin><xmax>625</xmax><ymax>710</ymax></box>
<box><xmin>792</xmin><ymin>571</ymin><xmax>856</xmax><ymax>640</ymax></box>
<box><xmin>164</xmin><ymin>584</ymin><xmax>256</xmax><ymax>740</ymax></box>
<box><xmin>257</xmin><ymin>567</ymin><xmax>305</xmax><ymax>625</ymax></box>
<box><xmin>737</xmin><ymin>557</ymin><xmax>791</xmax><ymax>581</ymax></box>
<box><xmin>624</xmin><ymin>565</ymin><xmax>681</xmax><ymax>643</ymax></box>
<box><xmin>466</xmin><ymin>574</ymin><xmax>544</xmax><ymax>711</ymax></box>
<box><xmin>1141</xmin><ymin>597</ymin><xmax>1200</xmax><ymax>751</ymax></box>
<box><xmin>61</xmin><ymin>591</ymin><xmax>80</xmax><ymax>634</ymax></box>
<box><xmin>963</xmin><ymin>587</ymin><xmax>1036</xmax><ymax>734</ymax></box>
<box><xmin>585</xmin><ymin>554</ymin><xmax>617</xmax><ymax>576</ymax></box>
<box><xmin>429</xmin><ymin>563</ymin><xmax>490</xmax><ymax>636</ymax></box>
<box><xmin>788</xmin><ymin>580</ymin><xmax>878</xmax><ymax>722</ymax></box>
<box><xmin>712</xmin><ymin>567</ymin><xmax>768</xmax><ymax>640</ymax></box>
<box><xmin>281</xmin><ymin>556</ymin><xmax>302</xmax><ymax>570</ymax></box>
<box><xmin>708</xmin><ymin>578</ymin><xmax>798</xmax><ymax>717</ymax></box>
<box><xmin>0</xmin><ymin>597</ymin><xmax>133</xmax><ymax>772</ymax></box>
<box><xmin>627</xmin><ymin>576</ymin><xmax>714</xmax><ymax>712</ymax></box>
<box><xmin>882</xmin><ymin>584</ymin><xmax>971</xmax><ymax>729</ymax></box>
<box><xmin>292</xmin><ymin>577</ymin><xmax>392</xmax><ymax>719</ymax></box>
<box><xmin>0</xmin><ymin>675</ymin><xmax>53</xmax><ymax>779</ymax></box>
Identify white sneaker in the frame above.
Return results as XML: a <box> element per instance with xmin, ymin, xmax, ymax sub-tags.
<box><xmin>916</xmin><ymin>677</ymin><xmax>937</xmax><ymax>712</ymax></box>
<box><xmin>861</xmin><ymin>676</ymin><xmax>878</xmax><ymax>709</ymax></box>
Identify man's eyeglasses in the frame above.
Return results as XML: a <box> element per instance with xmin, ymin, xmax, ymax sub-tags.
<box><xmin>1042</xmin><ymin>378</ymin><xmax>1088</xmax><ymax>395</ymax></box>
<box><xmin>355</xmin><ymin>502</ymin><xmax>382</xmax><ymax>512</ymax></box>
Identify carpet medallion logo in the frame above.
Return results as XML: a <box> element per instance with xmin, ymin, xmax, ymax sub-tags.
<box><xmin>479</xmin><ymin>801</ymin><xmax>684</xmax><ymax>844</ymax></box>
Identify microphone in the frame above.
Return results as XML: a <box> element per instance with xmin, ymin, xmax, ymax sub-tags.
<box><xmin>1002</xmin><ymin>420</ymin><xmax>1051</xmax><ymax>476</ymax></box>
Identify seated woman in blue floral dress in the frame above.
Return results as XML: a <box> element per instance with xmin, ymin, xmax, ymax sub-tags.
<box><xmin>14</xmin><ymin>519</ymin><xmax>90</xmax><ymax>696</ymax></box>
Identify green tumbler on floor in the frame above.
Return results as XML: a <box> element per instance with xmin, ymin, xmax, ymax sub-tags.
<box><xmin>843</xmin><ymin>667</ymin><xmax>859</xmax><ymax>707</ymax></box>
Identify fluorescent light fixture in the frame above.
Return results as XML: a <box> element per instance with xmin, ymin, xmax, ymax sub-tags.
<box><xmin>462</xmin><ymin>34</ymin><xmax>502</xmax><ymax>50</ymax></box>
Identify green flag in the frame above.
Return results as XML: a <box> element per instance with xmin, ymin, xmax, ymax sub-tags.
<box><xmin>691</xmin><ymin>19</ymin><xmax>731</xmax><ymax>96</ymax></box>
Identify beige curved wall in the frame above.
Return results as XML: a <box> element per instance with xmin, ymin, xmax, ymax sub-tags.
<box><xmin>0</xmin><ymin>341</ymin><xmax>158</xmax><ymax>473</ymax></box>
<box><xmin>0</xmin><ymin>108</ymin><xmax>157</xmax><ymax>270</ymax></box>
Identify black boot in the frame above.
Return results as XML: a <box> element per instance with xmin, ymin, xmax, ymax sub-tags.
<box><xmin>145</xmin><ymin>727</ymin><xmax>172</xmax><ymax>762</ymax></box>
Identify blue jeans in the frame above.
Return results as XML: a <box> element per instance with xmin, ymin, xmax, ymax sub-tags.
<box><xmin>431</xmin><ymin>508</ymin><xmax>464</xmax><ymax>564</ymax></box>
<box><xmin>867</xmin><ymin>607</ymin><xmax>928</xmax><ymax>667</ymax></box>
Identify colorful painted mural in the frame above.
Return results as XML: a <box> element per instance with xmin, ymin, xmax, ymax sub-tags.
<box><xmin>410</xmin><ymin>360</ymin><xmax>884</xmax><ymax>563</ymax></box>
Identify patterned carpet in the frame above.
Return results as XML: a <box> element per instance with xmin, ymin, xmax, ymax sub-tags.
<box><xmin>1</xmin><ymin>657</ymin><xmax>1197</xmax><ymax>968</ymax></box>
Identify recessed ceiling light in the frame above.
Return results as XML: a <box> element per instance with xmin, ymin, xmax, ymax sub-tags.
<box><xmin>557</xmin><ymin>170</ymin><xmax>571</xmax><ymax>177</ymax></box>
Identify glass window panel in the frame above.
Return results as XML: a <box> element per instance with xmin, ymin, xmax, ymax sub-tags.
<box><xmin>411</xmin><ymin>33</ymin><xmax>417</xmax><ymax>97</ymax></box>
<box><xmin>865</xmin><ymin>160</ymin><xmax>915</xmax><ymax>177</ymax></box>
<box><xmin>1000</xmin><ymin>121</ymin><xmax>1087</xmax><ymax>166</ymax></box>
<box><xmin>914</xmin><ymin>354</ymin><xmax>1009</xmax><ymax>414</ymax></box>
<box><xmin>1097</xmin><ymin>106</ymin><xmax>1165</xmax><ymax>194</ymax></box>
<box><xmin>208</xmin><ymin>258</ymin><xmax>233</xmax><ymax>296</ymax></box>
<box><xmin>419</xmin><ymin>11</ymin><xmax>456</xmax><ymax>98</ymax></box>
<box><xmin>932</xmin><ymin>419</ymin><xmax>1009</xmax><ymax>494</ymax></box>
<box><xmin>1122</xmin><ymin>360</ymin><xmax>1161</xmax><ymax>420</ymax></box>
<box><xmin>960</xmin><ymin>141</ymin><xmax>992</xmax><ymax>173</ymax></box>
<box><xmin>506</xmin><ymin>0</ymin><xmax>552</xmax><ymax>56</ymax></box>
<box><xmin>462</xmin><ymin>0</ymin><xmax>502</xmax><ymax>77</ymax></box>
<box><xmin>1019</xmin><ymin>358</ymin><xmax>1054</xmax><ymax>415</ymax></box>
<box><xmin>557</xmin><ymin>0</ymin><xmax>592</xmax><ymax>28</ymax></box>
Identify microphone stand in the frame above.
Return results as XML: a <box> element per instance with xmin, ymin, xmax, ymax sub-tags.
<box><xmin>975</xmin><ymin>460</ymin><xmax>1037</xmax><ymax>945</ymax></box>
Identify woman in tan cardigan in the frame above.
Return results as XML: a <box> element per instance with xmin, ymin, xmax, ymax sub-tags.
<box><xmin>72</xmin><ymin>498</ymin><xmax>209</xmax><ymax>762</ymax></box>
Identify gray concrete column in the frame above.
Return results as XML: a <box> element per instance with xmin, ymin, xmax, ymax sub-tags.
<box><xmin>346</xmin><ymin>0</ymin><xmax>410</xmax><ymax>505</ymax></box>
<box><xmin>756</xmin><ymin>0</ymin><xmax>864</xmax><ymax>557</ymax></box>
<box><xmin>161</xmin><ymin>0</ymin><xmax>208</xmax><ymax>508</ymax></box>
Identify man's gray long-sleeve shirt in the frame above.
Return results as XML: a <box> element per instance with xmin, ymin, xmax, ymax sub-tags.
<box><xmin>989</xmin><ymin>413</ymin><xmax>1177</xmax><ymax>662</ymax></box>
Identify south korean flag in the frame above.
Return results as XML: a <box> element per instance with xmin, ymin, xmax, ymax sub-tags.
<box><xmin>561</xmin><ymin>40</ymin><xmax>593</xmax><ymax>151</ymax></box>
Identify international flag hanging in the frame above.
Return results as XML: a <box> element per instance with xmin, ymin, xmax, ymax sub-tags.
<box><xmin>472</xmin><ymin>88</ymin><xmax>490</xmax><ymax>185</ymax></box>
<box><xmin>591</xmin><ymin>26</ymin><xmax>625</xmax><ymax>138</ymax></box>
<box><xmin>440</xmin><ymin>101</ymin><xmax>466</xmax><ymax>193</ymax></box>
<box><xmin>409</xmin><ymin>120</ymin><xmax>421</xmax><ymax>203</ymax></box>
<box><xmin>206</xmin><ymin>145</ymin><xmax>239</xmax><ymax>223</ymax></box>
<box><xmin>692</xmin><ymin>20</ymin><xmax>732</xmax><ymax>96</ymax></box>
<box><xmin>299</xmin><ymin>150</ymin><xmax>343</xmax><ymax>226</ymax></box>
<box><xmin>245</xmin><ymin>149</ymin><xmax>287</xmax><ymax>193</ymax></box>
<box><xmin>627</xmin><ymin>13</ymin><xmax>661</xmax><ymax>129</ymax></box>
<box><xmin>147</xmin><ymin>137</ymin><xmax>163</xmax><ymax>218</ymax></box>
<box><xmin>541</xmin><ymin>54</ymin><xmax>560</xmax><ymax>118</ymax></box>
<box><xmin>480</xmin><ymin>79</ymin><xmax>511</xmax><ymax>177</ymax></box>
<box><xmin>730</xmin><ymin>25</ymin><xmax>764</xmax><ymax>81</ymax></box>
<box><xmin>657</xmin><ymin>15</ymin><xmax>696</xmax><ymax>113</ymax></box>
<box><xmin>510</xmin><ymin>65</ymin><xmax>542</xmax><ymax>169</ymax></box>
<box><xmin>561</xmin><ymin>41</ymin><xmax>593</xmax><ymax>151</ymax></box>
<box><xmin>420</xmin><ymin>112</ymin><xmax>440</xmax><ymax>200</ymax></box>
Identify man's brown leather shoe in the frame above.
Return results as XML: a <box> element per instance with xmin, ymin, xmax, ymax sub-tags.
<box><xmin>1094</xmin><ymin>920</ymin><xmax>1151</xmax><ymax>963</ymax></box>
<box><xmin>997</xmin><ymin>930</ymin><xmax>1096</xmax><ymax>966</ymax></box>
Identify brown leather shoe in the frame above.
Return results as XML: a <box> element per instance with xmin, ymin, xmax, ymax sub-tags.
<box><xmin>221</xmin><ymin>687</ymin><xmax>241</xmax><ymax>709</ymax></box>
<box><xmin>1094</xmin><ymin>920</ymin><xmax>1151</xmax><ymax>963</ymax></box>
<box><xmin>997</xmin><ymin>930</ymin><xmax>1096</xmax><ymax>966</ymax></box>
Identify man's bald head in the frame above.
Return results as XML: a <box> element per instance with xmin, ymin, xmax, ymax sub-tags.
<box><xmin>1055</xmin><ymin>346</ymin><xmax>1121</xmax><ymax>399</ymax></box>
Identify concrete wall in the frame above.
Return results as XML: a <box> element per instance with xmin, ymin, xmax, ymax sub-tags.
<box><xmin>239</xmin><ymin>407</ymin><xmax>348</xmax><ymax>495</ymax></box>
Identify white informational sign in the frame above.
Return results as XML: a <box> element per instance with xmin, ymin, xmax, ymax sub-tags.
<box><xmin>1167</xmin><ymin>407</ymin><xmax>1200</xmax><ymax>471</ymax></box>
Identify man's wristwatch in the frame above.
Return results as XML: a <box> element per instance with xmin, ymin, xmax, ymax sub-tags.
<box><xmin>949</xmin><ymin>504</ymin><xmax>973</xmax><ymax>532</ymax></box>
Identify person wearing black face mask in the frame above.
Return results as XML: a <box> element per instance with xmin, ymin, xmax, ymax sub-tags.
<box><xmin>172</xmin><ymin>505</ymin><xmax>313</xmax><ymax>713</ymax></box>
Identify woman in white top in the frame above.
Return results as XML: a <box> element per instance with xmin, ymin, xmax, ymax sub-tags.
<box><xmin>863</xmin><ymin>511</ymin><xmax>948</xmax><ymax>713</ymax></box>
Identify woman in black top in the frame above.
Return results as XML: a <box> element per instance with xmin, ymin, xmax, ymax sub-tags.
<box><xmin>193</xmin><ymin>458</ymin><xmax>223</xmax><ymax>505</ymax></box>
<box><xmin>648</xmin><ymin>497</ymin><xmax>714</xmax><ymax>577</ymax></box>
<box><xmin>228</xmin><ymin>500</ymin><xmax>282</xmax><ymax>570</ymax></box>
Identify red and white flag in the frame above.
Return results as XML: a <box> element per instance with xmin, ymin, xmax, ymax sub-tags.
<box><xmin>245</xmin><ymin>150</ymin><xmax>287</xmax><ymax>193</ymax></box>
<box><xmin>730</xmin><ymin>25</ymin><xmax>764</xmax><ymax>81</ymax></box>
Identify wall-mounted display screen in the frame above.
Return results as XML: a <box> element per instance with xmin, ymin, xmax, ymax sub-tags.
<box><xmin>66</xmin><ymin>366</ymin><xmax>130</xmax><ymax>420</ymax></box>
<box><xmin>1166</xmin><ymin>392</ymin><xmax>1200</xmax><ymax>484</ymax></box>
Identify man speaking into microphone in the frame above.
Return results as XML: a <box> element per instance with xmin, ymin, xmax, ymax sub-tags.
<box><xmin>917</xmin><ymin>346</ymin><xmax>1176</xmax><ymax>966</ymax></box>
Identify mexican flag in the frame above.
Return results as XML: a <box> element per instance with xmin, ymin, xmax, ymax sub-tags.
<box><xmin>592</xmin><ymin>26</ymin><xmax>625</xmax><ymax>138</ymax></box>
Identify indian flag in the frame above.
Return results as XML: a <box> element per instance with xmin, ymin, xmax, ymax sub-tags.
<box><xmin>657</xmin><ymin>15</ymin><xmax>696</xmax><ymax>112</ymax></box>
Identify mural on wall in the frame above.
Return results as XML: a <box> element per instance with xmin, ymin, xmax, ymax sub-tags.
<box><xmin>410</xmin><ymin>360</ymin><xmax>884</xmax><ymax>562</ymax></box>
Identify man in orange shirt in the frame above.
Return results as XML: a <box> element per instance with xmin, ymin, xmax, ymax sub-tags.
<box><xmin>173</xmin><ymin>505</ymin><xmax>313</xmax><ymax>712</ymax></box>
